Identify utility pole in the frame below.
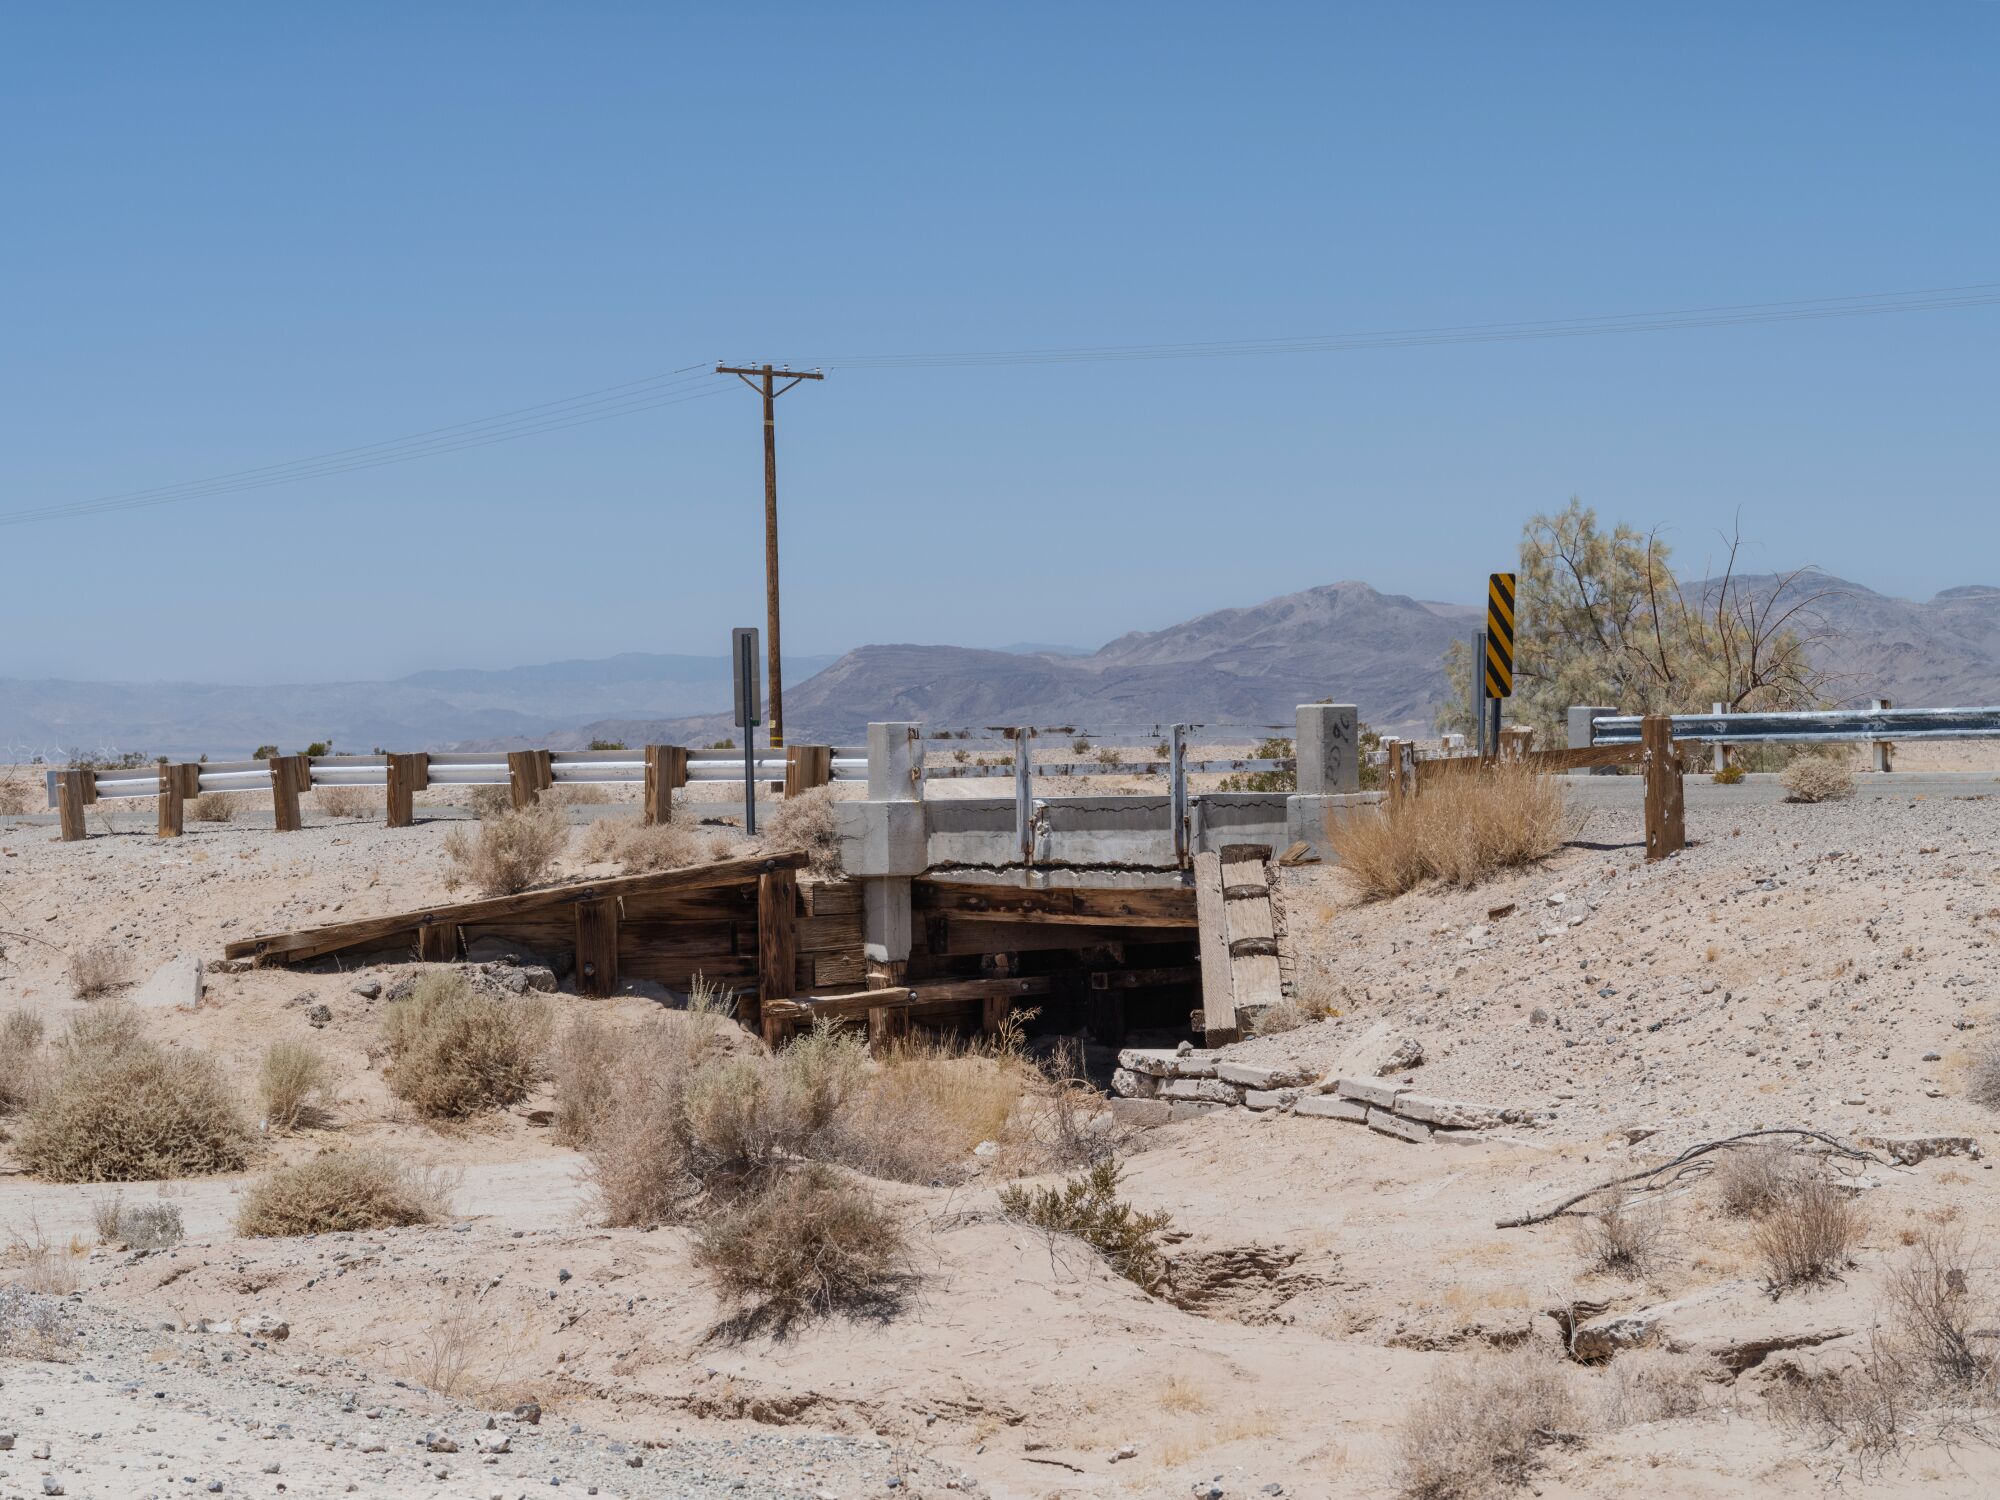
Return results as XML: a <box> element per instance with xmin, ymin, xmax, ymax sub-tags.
<box><xmin>716</xmin><ymin>362</ymin><xmax>824</xmax><ymax>750</ymax></box>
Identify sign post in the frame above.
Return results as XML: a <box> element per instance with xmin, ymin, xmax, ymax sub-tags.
<box><xmin>1484</xmin><ymin>572</ymin><xmax>1515</xmax><ymax>757</ymax></box>
<box><xmin>732</xmin><ymin>627</ymin><xmax>762</xmax><ymax>836</ymax></box>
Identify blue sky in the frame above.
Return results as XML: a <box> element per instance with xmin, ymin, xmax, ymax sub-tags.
<box><xmin>2</xmin><ymin>2</ymin><xmax>1995</xmax><ymax>682</ymax></box>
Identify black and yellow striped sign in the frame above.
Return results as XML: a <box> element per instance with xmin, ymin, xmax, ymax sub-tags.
<box><xmin>1485</xmin><ymin>572</ymin><xmax>1515</xmax><ymax>698</ymax></box>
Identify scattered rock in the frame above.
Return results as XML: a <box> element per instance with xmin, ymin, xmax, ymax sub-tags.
<box><xmin>306</xmin><ymin>1004</ymin><xmax>333</xmax><ymax>1028</ymax></box>
<box><xmin>130</xmin><ymin>952</ymin><xmax>204</xmax><ymax>1011</ymax></box>
<box><xmin>1375</xmin><ymin>1038</ymin><xmax>1424</xmax><ymax>1075</ymax></box>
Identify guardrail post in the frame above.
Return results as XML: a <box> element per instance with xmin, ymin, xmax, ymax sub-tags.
<box><xmin>386</xmin><ymin>753</ymin><xmax>428</xmax><ymax>828</ymax></box>
<box><xmin>157</xmin><ymin>760</ymin><xmax>185</xmax><ymax>837</ymax></box>
<box><xmin>268</xmin><ymin>754</ymin><xmax>306</xmax><ymax>832</ymax></box>
<box><xmin>1379</xmin><ymin>738</ymin><xmax>1401</xmax><ymax>811</ymax></box>
<box><xmin>1642</xmin><ymin>715</ymin><xmax>1685</xmax><ymax>861</ymax></box>
<box><xmin>1169</xmin><ymin>723</ymin><xmax>1190</xmax><ymax>867</ymax></box>
<box><xmin>1013</xmin><ymin>728</ymin><xmax>1033</xmax><ymax>864</ymax></box>
<box><xmin>56</xmin><ymin>769</ymin><xmax>90</xmax><ymax>842</ymax></box>
<box><xmin>507</xmin><ymin>750</ymin><xmax>549</xmax><ymax>810</ymax></box>
<box><xmin>643</xmin><ymin>744</ymin><xmax>688</xmax><ymax>825</ymax></box>
<box><xmin>784</xmin><ymin>745</ymin><xmax>832</xmax><ymax>797</ymax></box>
<box><xmin>1872</xmin><ymin>698</ymin><xmax>1895</xmax><ymax>773</ymax></box>
<box><xmin>1500</xmin><ymin>725</ymin><xmax>1533</xmax><ymax>761</ymax></box>
<box><xmin>1711</xmin><ymin>702</ymin><xmax>1731</xmax><ymax>773</ymax></box>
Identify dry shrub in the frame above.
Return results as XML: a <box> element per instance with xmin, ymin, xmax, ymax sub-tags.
<box><xmin>1780</xmin><ymin>754</ymin><xmax>1855</xmax><ymax>803</ymax></box>
<box><xmin>1332</xmin><ymin>763</ymin><xmax>1577</xmax><ymax>899</ymax></box>
<box><xmin>19</xmin><ymin>1003</ymin><xmax>248</xmax><ymax>1181</ymax></box>
<box><xmin>1011</xmin><ymin>1037</ymin><xmax>1118</xmax><ymax>1171</ymax></box>
<box><xmin>0</xmin><ymin>770</ymin><xmax>32</xmax><ymax>816</ymax></box>
<box><xmin>999</xmin><ymin>1159</ymin><xmax>1172</xmax><ymax>1293</ymax></box>
<box><xmin>467</xmin><ymin>784</ymin><xmax>513</xmax><ymax>818</ymax></box>
<box><xmin>238</xmin><ymin>1150</ymin><xmax>454</xmax><ymax>1237</ymax></box>
<box><xmin>1398</xmin><ymin>1345</ymin><xmax>1578</xmax><ymax>1499</ymax></box>
<box><xmin>190</xmin><ymin>791</ymin><xmax>238</xmax><ymax>822</ymax></box>
<box><xmin>550</xmin><ymin>1013</ymin><xmax>623</xmax><ymax>1147</ymax></box>
<box><xmin>1711</xmin><ymin>762</ymin><xmax>1747</xmax><ymax>785</ymax></box>
<box><xmin>836</xmin><ymin>1036</ymin><xmax>1031</xmax><ymax>1184</ymax></box>
<box><xmin>0</xmin><ymin>1286</ymin><xmax>74</xmax><ymax>1359</ymax></box>
<box><xmin>89</xmin><ymin>1191</ymin><xmax>185</xmax><ymax>1249</ymax></box>
<box><xmin>764</xmin><ymin>786</ymin><xmax>843</xmax><ymax>878</ymax></box>
<box><xmin>67</xmin><ymin>941</ymin><xmax>129</xmax><ymax>999</ymax></box>
<box><xmin>1755</xmin><ymin>1173</ymin><xmax>1862</xmax><ymax>1291</ymax></box>
<box><xmin>694</xmin><ymin>1163</ymin><xmax>908</xmax><ymax>1327</ymax></box>
<box><xmin>1713</xmin><ymin>1143</ymin><xmax>1808</xmax><ymax>1218</ymax></box>
<box><xmin>1573</xmin><ymin>1189</ymin><xmax>1672</xmax><ymax>1278</ymax></box>
<box><xmin>576</xmin><ymin>817</ymin><xmax>625</xmax><ymax>863</ymax></box>
<box><xmin>314</xmin><ymin>784</ymin><xmax>374</xmax><ymax>819</ymax></box>
<box><xmin>0</xmin><ymin>1010</ymin><xmax>47</xmax><ymax>1115</ymax></box>
<box><xmin>1593</xmin><ymin>1349</ymin><xmax>1715</xmax><ymax>1427</ymax></box>
<box><xmin>1968</xmin><ymin>1039</ymin><xmax>2000</xmax><ymax>1111</ymax></box>
<box><xmin>259</xmin><ymin>1039</ymin><xmax>334</xmax><ymax>1130</ymax></box>
<box><xmin>382</xmin><ymin>971</ymin><xmax>549</xmax><ymax>1118</ymax></box>
<box><xmin>548</xmin><ymin>783</ymin><xmax>610</xmax><ymax>806</ymax></box>
<box><xmin>612</xmin><ymin>819</ymin><xmax>704</xmax><ymax>873</ymax></box>
<box><xmin>443</xmin><ymin>802</ymin><xmax>568</xmax><ymax>895</ymax></box>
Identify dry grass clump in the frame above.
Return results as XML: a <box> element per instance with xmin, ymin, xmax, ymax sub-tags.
<box><xmin>764</xmin><ymin>786</ymin><xmax>843</xmax><ymax>878</ymax></box>
<box><xmin>67</xmin><ymin>941</ymin><xmax>130</xmax><ymax>999</ymax></box>
<box><xmin>694</xmin><ymin>1164</ymin><xmax>908</xmax><ymax>1328</ymax></box>
<box><xmin>19</xmin><ymin>1003</ymin><xmax>249</xmax><ymax>1182</ymax></box>
<box><xmin>550</xmin><ymin>1013</ymin><xmax>623</xmax><ymax>1148</ymax></box>
<box><xmin>0</xmin><ymin>1010</ymin><xmax>47</xmax><ymax>1115</ymax></box>
<box><xmin>313</xmin><ymin>784</ymin><xmax>374</xmax><ymax>818</ymax></box>
<box><xmin>1755</xmin><ymin>1172</ymin><xmax>1862</xmax><ymax>1291</ymax></box>
<box><xmin>1713</xmin><ymin>1142</ymin><xmax>1808</xmax><ymax>1218</ymax></box>
<box><xmin>1572</xmin><ymin>1189</ymin><xmax>1672</xmax><ymax>1278</ymax></box>
<box><xmin>467</xmin><ymin>784</ymin><xmax>513</xmax><ymax>817</ymax></box>
<box><xmin>548</xmin><ymin>783</ymin><xmax>610</xmax><ymax>806</ymax></box>
<box><xmin>89</xmin><ymin>1191</ymin><xmax>185</xmax><ymax>1249</ymax></box>
<box><xmin>577</xmin><ymin>814</ymin><xmax>714</xmax><ymax>874</ymax></box>
<box><xmin>835</xmin><ymin>1036</ymin><xmax>1028</xmax><ymax>1183</ymax></box>
<box><xmin>1780</xmin><ymin>753</ymin><xmax>1855</xmax><ymax>803</ymax></box>
<box><xmin>443</xmin><ymin>801</ymin><xmax>568</xmax><ymax>895</ymax></box>
<box><xmin>1593</xmin><ymin>1349</ymin><xmax>1715</xmax><ymax>1427</ymax></box>
<box><xmin>0</xmin><ymin>769</ymin><xmax>32</xmax><ymax>816</ymax></box>
<box><xmin>999</xmin><ymin>1159</ymin><xmax>1172</xmax><ymax>1293</ymax></box>
<box><xmin>382</xmin><ymin>971</ymin><xmax>549</xmax><ymax>1119</ymax></box>
<box><xmin>0</xmin><ymin>1286</ymin><xmax>74</xmax><ymax>1358</ymax></box>
<box><xmin>190</xmin><ymin>791</ymin><xmax>238</xmax><ymax>822</ymax></box>
<box><xmin>1396</xmin><ymin>1344</ymin><xmax>1578</xmax><ymax>1499</ymax></box>
<box><xmin>238</xmin><ymin>1150</ymin><xmax>455</xmax><ymax>1237</ymax></box>
<box><xmin>259</xmin><ymin>1040</ymin><xmax>335</xmax><ymax>1130</ymax></box>
<box><xmin>1332</xmin><ymin>763</ymin><xmax>1578</xmax><ymax>899</ymax></box>
<box><xmin>1711</xmin><ymin>761</ymin><xmax>1747</xmax><ymax>785</ymax></box>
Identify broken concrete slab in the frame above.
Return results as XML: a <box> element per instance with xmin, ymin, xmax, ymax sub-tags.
<box><xmin>1366</xmin><ymin>1107</ymin><xmax>1432</xmax><ymax>1144</ymax></box>
<box><xmin>1161</xmin><ymin>1077</ymin><xmax>1242</xmax><ymax>1105</ymax></box>
<box><xmin>1243</xmin><ymin>1087</ymin><xmax>1304</xmax><ymax>1111</ymax></box>
<box><xmin>1218</xmin><ymin>1060</ymin><xmax>1313</xmax><ymax>1090</ymax></box>
<box><xmin>1296</xmin><ymin>1095</ymin><xmax>1368</xmax><ymax>1123</ymax></box>
<box><xmin>1111</xmin><ymin>1068</ymin><xmax>1159</xmax><ymax>1099</ymax></box>
<box><xmin>1168</xmin><ymin>1100</ymin><xmax>1227</xmax><ymax>1122</ymax></box>
<box><xmin>1116</xmin><ymin>1048</ymin><xmax>1180</xmax><ymax>1078</ymax></box>
<box><xmin>130</xmin><ymin>952</ymin><xmax>203</xmax><ymax>1011</ymax></box>
<box><xmin>1567</xmin><ymin>1277</ymin><xmax>1862</xmax><ymax>1372</ymax></box>
<box><xmin>1336</xmin><ymin>1077</ymin><xmax>1402</xmax><ymax>1109</ymax></box>
<box><xmin>1395</xmin><ymin>1094</ymin><xmax>1513</xmax><ymax>1130</ymax></box>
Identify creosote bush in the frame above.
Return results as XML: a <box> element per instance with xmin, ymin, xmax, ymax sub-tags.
<box><xmin>1396</xmin><ymin>1345</ymin><xmax>1578</xmax><ymax>1500</ymax></box>
<box><xmin>1713</xmin><ymin>1143</ymin><xmax>1806</xmax><ymax>1219</ymax></box>
<box><xmin>67</xmin><ymin>941</ymin><xmax>130</xmax><ymax>999</ymax></box>
<box><xmin>382</xmin><ymin>972</ymin><xmax>549</xmax><ymax>1119</ymax></box>
<box><xmin>238</xmin><ymin>1151</ymin><xmax>455</xmax><ymax>1237</ymax></box>
<box><xmin>19</xmin><ymin>1003</ymin><xmax>249</xmax><ymax>1182</ymax></box>
<box><xmin>259</xmin><ymin>1040</ymin><xmax>334</xmax><ymax>1130</ymax></box>
<box><xmin>1780</xmin><ymin>753</ymin><xmax>1855</xmax><ymax>804</ymax></box>
<box><xmin>998</xmin><ymin>1159</ymin><xmax>1172</xmax><ymax>1294</ymax></box>
<box><xmin>1331</xmin><ymin>763</ymin><xmax>1578</xmax><ymax>899</ymax></box>
<box><xmin>442</xmin><ymin>801</ymin><xmax>568</xmax><ymax>895</ymax></box>
<box><xmin>763</xmin><ymin>786</ymin><xmax>843</xmax><ymax>878</ymax></box>
<box><xmin>467</xmin><ymin>784</ymin><xmax>513</xmax><ymax>818</ymax></box>
<box><xmin>693</xmin><ymin>1164</ymin><xmax>908</xmax><ymax>1326</ymax></box>
<box><xmin>1573</xmin><ymin>1189</ymin><xmax>1671</xmax><ymax>1278</ymax></box>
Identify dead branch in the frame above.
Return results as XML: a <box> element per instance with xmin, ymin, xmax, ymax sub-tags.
<box><xmin>1495</xmin><ymin>1128</ymin><xmax>1883</xmax><ymax>1230</ymax></box>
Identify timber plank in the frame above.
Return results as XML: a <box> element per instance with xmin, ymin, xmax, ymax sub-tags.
<box><xmin>913</xmin><ymin>882</ymin><xmax>1195</xmax><ymax>926</ymax></box>
<box><xmin>1193</xmin><ymin>853</ymin><xmax>1236</xmax><ymax>1045</ymax></box>
<box><xmin>575</xmin><ymin>898</ymin><xmax>619</xmax><ymax>996</ymax></box>
<box><xmin>224</xmin><ymin>850</ymin><xmax>808</xmax><ymax>961</ymax></box>
<box><xmin>758</xmin><ymin>869</ymin><xmax>799</xmax><ymax>1023</ymax></box>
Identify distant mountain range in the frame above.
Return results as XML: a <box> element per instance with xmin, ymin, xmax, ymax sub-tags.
<box><xmin>6</xmin><ymin>572</ymin><xmax>1999</xmax><ymax>757</ymax></box>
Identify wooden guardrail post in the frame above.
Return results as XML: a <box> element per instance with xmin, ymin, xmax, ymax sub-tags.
<box><xmin>386</xmin><ymin>753</ymin><xmax>428</xmax><ymax>828</ymax></box>
<box><xmin>1380</xmin><ymin>738</ymin><xmax>1401</xmax><ymax>811</ymax></box>
<box><xmin>754</xmin><ymin>867</ymin><xmax>798</xmax><ymax>1037</ymax></box>
<box><xmin>56</xmin><ymin>769</ymin><xmax>90</xmax><ymax>842</ymax></box>
<box><xmin>1642</xmin><ymin>715</ymin><xmax>1685</xmax><ymax>862</ymax></box>
<box><xmin>268</xmin><ymin>754</ymin><xmax>307</xmax><ymax>832</ymax></box>
<box><xmin>157</xmin><ymin>761</ymin><xmax>185</xmax><ymax>837</ymax></box>
<box><xmin>1500</xmin><ymin>725</ymin><xmax>1533</xmax><ymax>761</ymax></box>
<box><xmin>643</xmin><ymin>744</ymin><xmax>688</xmax><ymax>825</ymax></box>
<box><xmin>507</xmin><ymin>750</ymin><xmax>552</xmax><ymax>810</ymax></box>
<box><xmin>783</xmin><ymin>745</ymin><xmax>833</xmax><ymax>798</ymax></box>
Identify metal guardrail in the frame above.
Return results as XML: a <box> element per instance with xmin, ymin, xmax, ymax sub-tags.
<box><xmin>49</xmin><ymin>747</ymin><xmax>870</xmax><ymax>805</ymax></box>
<box><xmin>1589</xmin><ymin>706</ymin><xmax>2000</xmax><ymax>746</ymax></box>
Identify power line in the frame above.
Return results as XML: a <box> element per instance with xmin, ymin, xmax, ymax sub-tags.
<box><xmin>815</xmin><ymin>281</ymin><xmax>2000</xmax><ymax>368</ymax></box>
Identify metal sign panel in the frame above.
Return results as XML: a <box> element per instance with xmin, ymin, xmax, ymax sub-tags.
<box><xmin>1485</xmin><ymin>572</ymin><xmax>1515</xmax><ymax>698</ymax></box>
<box><xmin>732</xmin><ymin>627</ymin><xmax>762</xmax><ymax>728</ymax></box>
